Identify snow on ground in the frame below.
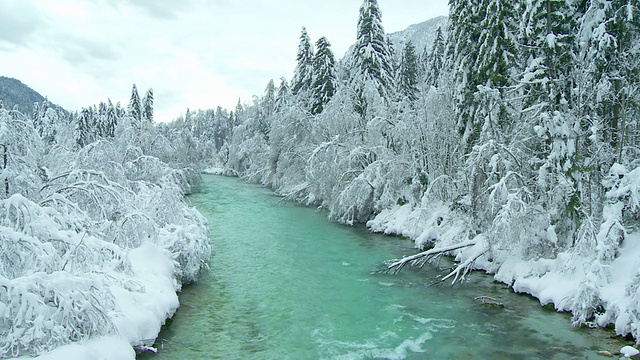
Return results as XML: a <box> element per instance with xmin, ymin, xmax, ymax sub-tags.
<box><xmin>620</xmin><ymin>345</ymin><xmax>640</xmax><ymax>358</ymax></box>
<box><xmin>110</xmin><ymin>243</ymin><xmax>180</xmax><ymax>349</ymax></box>
<box><xmin>7</xmin><ymin>242</ymin><xmax>182</xmax><ymax>360</ymax></box>
<box><xmin>202</xmin><ymin>167</ymin><xmax>226</xmax><ymax>175</ymax></box>
<box><xmin>202</xmin><ymin>166</ymin><xmax>236</xmax><ymax>176</ymax></box>
<box><xmin>22</xmin><ymin>336</ymin><xmax>135</xmax><ymax>360</ymax></box>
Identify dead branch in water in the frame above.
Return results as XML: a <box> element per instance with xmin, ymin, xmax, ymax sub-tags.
<box><xmin>385</xmin><ymin>239</ymin><xmax>487</xmax><ymax>285</ymax></box>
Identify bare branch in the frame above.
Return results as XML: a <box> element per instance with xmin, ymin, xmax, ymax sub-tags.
<box><xmin>386</xmin><ymin>239</ymin><xmax>478</xmax><ymax>273</ymax></box>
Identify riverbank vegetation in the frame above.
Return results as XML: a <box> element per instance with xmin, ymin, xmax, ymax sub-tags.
<box><xmin>0</xmin><ymin>94</ymin><xmax>210</xmax><ymax>358</ymax></box>
<box><xmin>176</xmin><ymin>0</ymin><xmax>640</xmax><ymax>344</ymax></box>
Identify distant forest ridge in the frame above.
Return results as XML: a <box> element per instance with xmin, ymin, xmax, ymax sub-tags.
<box><xmin>0</xmin><ymin>76</ymin><xmax>67</xmax><ymax>116</ymax></box>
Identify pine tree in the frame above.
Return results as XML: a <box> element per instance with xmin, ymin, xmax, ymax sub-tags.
<box><xmin>351</xmin><ymin>0</ymin><xmax>394</xmax><ymax>97</ymax></box>
<box><xmin>291</xmin><ymin>27</ymin><xmax>315</xmax><ymax>104</ymax></box>
<box><xmin>142</xmin><ymin>88</ymin><xmax>154</xmax><ymax>122</ymax></box>
<box><xmin>32</xmin><ymin>102</ymin><xmax>42</xmax><ymax>137</ymax></box>
<box><xmin>578</xmin><ymin>0</ymin><xmax>640</xmax><ymax>155</ymax></box>
<box><xmin>426</xmin><ymin>26</ymin><xmax>446</xmax><ymax>86</ymax></box>
<box><xmin>472</xmin><ymin>0</ymin><xmax>519</xmax><ymax>140</ymax></box>
<box><xmin>97</xmin><ymin>101</ymin><xmax>108</xmax><ymax>137</ymax></box>
<box><xmin>234</xmin><ymin>99</ymin><xmax>243</xmax><ymax>128</ymax></box>
<box><xmin>263</xmin><ymin>79</ymin><xmax>276</xmax><ymax>117</ymax></box>
<box><xmin>515</xmin><ymin>0</ymin><xmax>587</xmax><ymax>244</ymax></box>
<box><xmin>275</xmin><ymin>77</ymin><xmax>290</xmax><ymax>112</ymax></box>
<box><xmin>349</xmin><ymin>0</ymin><xmax>395</xmax><ymax>119</ymax></box>
<box><xmin>311</xmin><ymin>36</ymin><xmax>337</xmax><ymax>115</ymax></box>
<box><xmin>75</xmin><ymin>108</ymin><xmax>92</xmax><ymax>147</ymax></box>
<box><xmin>446</xmin><ymin>0</ymin><xmax>483</xmax><ymax>145</ymax></box>
<box><xmin>398</xmin><ymin>41</ymin><xmax>420</xmax><ymax>102</ymax></box>
<box><xmin>127</xmin><ymin>84</ymin><xmax>142</xmax><ymax>122</ymax></box>
<box><xmin>105</xmin><ymin>98</ymin><xmax>117</xmax><ymax>137</ymax></box>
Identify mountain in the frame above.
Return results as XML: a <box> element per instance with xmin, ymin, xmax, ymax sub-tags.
<box><xmin>388</xmin><ymin>16</ymin><xmax>448</xmax><ymax>55</ymax></box>
<box><xmin>0</xmin><ymin>76</ymin><xmax>66</xmax><ymax>116</ymax></box>
<box><xmin>339</xmin><ymin>16</ymin><xmax>448</xmax><ymax>72</ymax></box>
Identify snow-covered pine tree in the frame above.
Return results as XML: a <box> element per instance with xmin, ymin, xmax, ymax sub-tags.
<box><xmin>398</xmin><ymin>41</ymin><xmax>420</xmax><ymax>103</ymax></box>
<box><xmin>310</xmin><ymin>36</ymin><xmax>337</xmax><ymax>115</ymax></box>
<box><xmin>446</xmin><ymin>0</ymin><xmax>483</xmax><ymax>148</ymax></box>
<box><xmin>142</xmin><ymin>88</ymin><xmax>154</xmax><ymax>122</ymax></box>
<box><xmin>275</xmin><ymin>77</ymin><xmax>290</xmax><ymax>113</ymax></box>
<box><xmin>105</xmin><ymin>98</ymin><xmax>118</xmax><ymax>138</ymax></box>
<box><xmin>579</xmin><ymin>0</ymin><xmax>640</xmax><ymax>157</ymax></box>
<box><xmin>350</xmin><ymin>0</ymin><xmax>395</xmax><ymax>118</ymax></box>
<box><xmin>518</xmin><ymin>0</ymin><xmax>585</xmax><ymax>242</ymax></box>
<box><xmin>96</xmin><ymin>101</ymin><xmax>108</xmax><ymax>138</ymax></box>
<box><xmin>74</xmin><ymin>108</ymin><xmax>92</xmax><ymax>147</ymax></box>
<box><xmin>234</xmin><ymin>98</ymin><xmax>243</xmax><ymax>128</ymax></box>
<box><xmin>291</xmin><ymin>27</ymin><xmax>315</xmax><ymax>107</ymax></box>
<box><xmin>32</xmin><ymin>103</ymin><xmax>42</xmax><ymax>136</ymax></box>
<box><xmin>127</xmin><ymin>84</ymin><xmax>142</xmax><ymax>124</ymax></box>
<box><xmin>472</xmin><ymin>0</ymin><xmax>519</xmax><ymax>141</ymax></box>
<box><xmin>263</xmin><ymin>79</ymin><xmax>276</xmax><ymax>118</ymax></box>
<box><xmin>426</xmin><ymin>26</ymin><xmax>446</xmax><ymax>87</ymax></box>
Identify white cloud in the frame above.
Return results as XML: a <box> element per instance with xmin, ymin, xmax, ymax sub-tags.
<box><xmin>0</xmin><ymin>0</ymin><xmax>448</xmax><ymax>122</ymax></box>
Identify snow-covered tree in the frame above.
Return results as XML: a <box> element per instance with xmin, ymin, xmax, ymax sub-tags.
<box><xmin>311</xmin><ymin>36</ymin><xmax>337</xmax><ymax>115</ymax></box>
<box><xmin>350</xmin><ymin>0</ymin><xmax>395</xmax><ymax>117</ymax></box>
<box><xmin>127</xmin><ymin>84</ymin><xmax>142</xmax><ymax>122</ymax></box>
<box><xmin>263</xmin><ymin>79</ymin><xmax>276</xmax><ymax>118</ymax></box>
<box><xmin>142</xmin><ymin>87</ymin><xmax>154</xmax><ymax>122</ymax></box>
<box><xmin>398</xmin><ymin>41</ymin><xmax>420</xmax><ymax>102</ymax></box>
<box><xmin>275</xmin><ymin>77</ymin><xmax>290</xmax><ymax>112</ymax></box>
<box><xmin>446</xmin><ymin>0</ymin><xmax>490</xmax><ymax>150</ymax></box>
<box><xmin>426</xmin><ymin>26</ymin><xmax>446</xmax><ymax>86</ymax></box>
<box><xmin>291</xmin><ymin>27</ymin><xmax>315</xmax><ymax>106</ymax></box>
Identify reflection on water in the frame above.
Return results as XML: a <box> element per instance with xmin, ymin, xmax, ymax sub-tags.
<box><xmin>139</xmin><ymin>175</ymin><xmax>626</xmax><ymax>360</ymax></box>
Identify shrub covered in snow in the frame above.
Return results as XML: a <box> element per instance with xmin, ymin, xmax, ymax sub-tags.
<box><xmin>0</xmin><ymin>108</ymin><xmax>210</xmax><ymax>358</ymax></box>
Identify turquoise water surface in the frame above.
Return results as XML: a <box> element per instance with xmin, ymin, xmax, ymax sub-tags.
<box><xmin>139</xmin><ymin>175</ymin><xmax>623</xmax><ymax>359</ymax></box>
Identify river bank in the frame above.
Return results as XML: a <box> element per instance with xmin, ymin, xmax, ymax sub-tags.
<box><xmin>368</xmin><ymin>203</ymin><xmax>640</xmax><ymax>348</ymax></box>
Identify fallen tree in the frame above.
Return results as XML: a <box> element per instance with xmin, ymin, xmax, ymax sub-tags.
<box><xmin>385</xmin><ymin>236</ymin><xmax>488</xmax><ymax>285</ymax></box>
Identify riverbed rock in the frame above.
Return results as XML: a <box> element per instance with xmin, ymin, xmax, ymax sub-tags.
<box><xmin>620</xmin><ymin>345</ymin><xmax>640</xmax><ymax>358</ymax></box>
<box><xmin>596</xmin><ymin>350</ymin><xmax>613</xmax><ymax>357</ymax></box>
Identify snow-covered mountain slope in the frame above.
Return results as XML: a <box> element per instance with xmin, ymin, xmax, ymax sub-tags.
<box><xmin>388</xmin><ymin>16</ymin><xmax>448</xmax><ymax>55</ymax></box>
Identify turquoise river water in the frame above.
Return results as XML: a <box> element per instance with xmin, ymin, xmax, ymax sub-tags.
<box><xmin>139</xmin><ymin>175</ymin><xmax>625</xmax><ymax>359</ymax></box>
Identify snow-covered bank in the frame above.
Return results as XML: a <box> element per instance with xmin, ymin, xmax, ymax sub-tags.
<box><xmin>367</xmin><ymin>197</ymin><xmax>640</xmax><ymax>344</ymax></box>
<box><xmin>1</xmin><ymin>109</ymin><xmax>211</xmax><ymax>359</ymax></box>
<box><xmin>202</xmin><ymin>166</ymin><xmax>236</xmax><ymax>177</ymax></box>
<box><xmin>7</xmin><ymin>241</ymin><xmax>195</xmax><ymax>360</ymax></box>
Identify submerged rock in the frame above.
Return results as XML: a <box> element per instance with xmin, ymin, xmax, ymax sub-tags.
<box><xmin>473</xmin><ymin>296</ymin><xmax>505</xmax><ymax>308</ymax></box>
<box><xmin>595</xmin><ymin>350</ymin><xmax>613</xmax><ymax>357</ymax></box>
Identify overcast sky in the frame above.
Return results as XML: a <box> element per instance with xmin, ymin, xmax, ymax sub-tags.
<box><xmin>0</xmin><ymin>0</ymin><xmax>449</xmax><ymax>122</ymax></box>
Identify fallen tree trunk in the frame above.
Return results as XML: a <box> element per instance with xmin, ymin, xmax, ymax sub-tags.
<box><xmin>385</xmin><ymin>237</ymin><xmax>487</xmax><ymax>285</ymax></box>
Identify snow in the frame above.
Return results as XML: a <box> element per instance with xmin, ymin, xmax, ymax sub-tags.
<box><xmin>621</xmin><ymin>345</ymin><xmax>640</xmax><ymax>358</ymax></box>
<box><xmin>111</xmin><ymin>243</ymin><xmax>179</xmax><ymax>347</ymax></box>
<box><xmin>25</xmin><ymin>336</ymin><xmax>135</xmax><ymax>360</ymax></box>
<box><xmin>387</xmin><ymin>16</ymin><xmax>448</xmax><ymax>55</ymax></box>
<box><xmin>5</xmin><ymin>242</ymin><xmax>187</xmax><ymax>360</ymax></box>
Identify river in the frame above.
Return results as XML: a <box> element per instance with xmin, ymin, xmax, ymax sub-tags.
<box><xmin>139</xmin><ymin>174</ymin><xmax>623</xmax><ymax>359</ymax></box>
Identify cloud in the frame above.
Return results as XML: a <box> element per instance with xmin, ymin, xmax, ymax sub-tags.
<box><xmin>127</xmin><ymin>0</ymin><xmax>193</xmax><ymax>20</ymax></box>
<box><xmin>52</xmin><ymin>35</ymin><xmax>121</xmax><ymax>65</ymax></box>
<box><xmin>0</xmin><ymin>1</ymin><xmax>46</xmax><ymax>48</ymax></box>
